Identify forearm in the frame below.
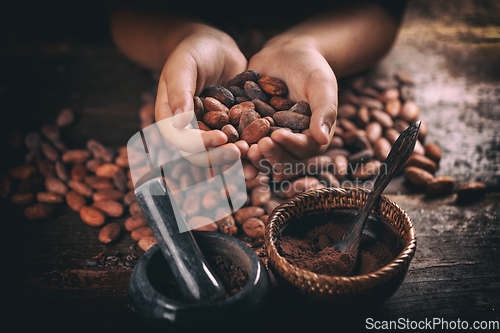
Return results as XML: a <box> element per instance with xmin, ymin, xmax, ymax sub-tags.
<box><xmin>268</xmin><ymin>1</ymin><xmax>405</xmax><ymax>78</ymax></box>
<box><xmin>110</xmin><ymin>7</ymin><xmax>209</xmax><ymax>70</ymax></box>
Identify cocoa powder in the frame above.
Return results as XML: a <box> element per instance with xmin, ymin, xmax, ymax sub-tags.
<box><xmin>278</xmin><ymin>220</ymin><xmax>395</xmax><ymax>276</ymax></box>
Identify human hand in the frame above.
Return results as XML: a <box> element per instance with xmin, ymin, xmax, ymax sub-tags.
<box><xmin>246</xmin><ymin>35</ymin><xmax>338</xmax><ymax>180</ymax></box>
<box><xmin>155</xmin><ymin>26</ymin><xmax>249</xmax><ymax>169</ymax></box>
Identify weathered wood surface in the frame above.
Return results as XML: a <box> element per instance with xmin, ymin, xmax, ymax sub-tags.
<box><xmin>1</xmin><ymin>0</ymin><xmax>499</xmax><ymax>332</ymax></box>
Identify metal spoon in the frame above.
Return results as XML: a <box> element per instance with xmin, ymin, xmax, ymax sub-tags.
<box><xmin>331</xmin><ymin>120</ymin><xmax>421</xmax><ymax>259</ymax></box>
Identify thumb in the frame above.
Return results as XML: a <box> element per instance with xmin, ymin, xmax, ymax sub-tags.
<box><xmin>307</xmin><ymin>72</ymin><xmax>338</xmax><ymax>146</ymax></box>
<box><xmin>163</xmin><ymin>51</ymin><xmax>198</xmax><ymax>129</ymax></box>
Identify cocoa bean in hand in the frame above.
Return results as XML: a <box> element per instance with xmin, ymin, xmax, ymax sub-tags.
<box><xmin>201</xmin><ymin>86</ymin><xmax>234</xmax><ymax>108</ymax></box>
<box><xmin>221</xmin><ymin>124</ymin><xmax>239</xmax><ymax>143</ymax></box>
<box><xmin>227</xmin><ymin>70</ymin><xmax>260</xmax><ymax>87</ymax></box>
<box><xmin>203</xmin><ymin>97</ymin><xmax>230</xmax><ymax>113</ymax></box>
<box><xmin>203</xmin><ymin>111</ymin><xmax>229</xmax><ymax>129</ymax></box>
<box><xmin>244</xmin><ymin>81</ymin><xmax>268</xmax><ymax>102</ymax></box>
<box><xmin>289</xmin><ymin>101</ymin><xmax>311</xmax><ymax>116</ymax></box>
<box><xmin>270</xmin><ymin>96</ymin><xmax>294</xmax><ymax>111</ymax></box>
<box><xmin>241</xmin><ymin>119</ymin><xmax>270</xmax><ymax>144</ymax></box>
<box><xmin>257</xmin><ymin>76</ymin><xmax>287</xmax><ymax>96</ymax></box>
<box><xmin>273</xmin><ymin>111</ymin><xmax>310</xmax><ymax>131</ymax></box>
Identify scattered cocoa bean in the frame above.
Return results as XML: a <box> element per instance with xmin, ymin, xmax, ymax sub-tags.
<box><xmin>405</xmin><ymin>166</ymin><xmax>434</xmax><ymax>187</ymax></box>
<box><xmin>242</xmin><ymin>218</ymin><xmax>265</xmax><ymax>238</ymax></box>
<box><xmin>80</xmin><ymin>206</ymin><xmax>106</xmax><ymax>227</ymax></box>
<box><xmin>99</xmin><ymin>223</ymin><xmax>121</xmax><ymax>244</ymax></box>
<box><xmin>37</xmin><ymin>191</ymin><xmax>64</xmax><ymax>204</ymax></box>
<box><xmin>65</xmin><ymin>191</ymin><xmax>86</xmax><ymax>212</ymax></box>
<box><xmin>426</xmin><ymin>176</ymin><xmax>455</xmax><ymax>197</ymax></box>
<box><xmin>138</xmin><ymin>236</ymin><xmax>157</xmax><ymax>251</ymax></box>
<box><xmin>125</xmin><ymin>214</ymin><xmax>148</xmax><ymax>231</ymax></box>
<box><xmin>24</xmin><ymin>203</ymin><xmax>54</xmax><ymax>220</ymax></box>
<box><xmin>93</xmin><ymin>200</ymin><xmax>124</xmax><ymax>217</ymax></box>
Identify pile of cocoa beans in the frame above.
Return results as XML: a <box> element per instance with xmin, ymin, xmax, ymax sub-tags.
<box><xmin>194</xmin><ymin>70</ymin><xmax>311</xmax><ymax>144</ymax></box>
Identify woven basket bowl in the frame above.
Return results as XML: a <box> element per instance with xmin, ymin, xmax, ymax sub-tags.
<box><xmin>265</xmin><ymin>187</ymin><xmax>417</xmax><ymax>306</ymax></box>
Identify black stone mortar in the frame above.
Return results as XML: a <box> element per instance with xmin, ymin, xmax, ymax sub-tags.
<box><xmin>128</xmin><ymin>231</ymin><xmax>271</xmax><ymax>332</ymax></box>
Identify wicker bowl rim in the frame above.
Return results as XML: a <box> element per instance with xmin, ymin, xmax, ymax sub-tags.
<box><xmin>265</xmin><ymin>187</ymin><xmax>417</xmax><ymax>296</ymax></box>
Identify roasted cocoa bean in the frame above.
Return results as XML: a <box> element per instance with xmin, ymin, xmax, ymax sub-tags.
<box><xmin>242</xmin><ymin>218</ymin><xmax>265</xmax><ymax>238</ymax></box>
<box><xmin>203</xmin><ymin>96</ymin><xmax>230</xmax><ymax>113</ymax></box>
<box><xmin>11</xmin><ymin>193</ymin><xmax>35</xmax><ymax>205</ymax></box>
<box><xmin>24</xmin><ymin>203</ymin><xmax>54</xmax><ymax>220</ymax></box>
<box><xmin>203</xmin><ymin>111</ymin><xmax>229</xmax><ymax>129</ymax></box>
<box><xmin>289</xmin><ymin>101</ymin><xmax>311</xmax><ymax>116</ymax></box>
<box><xmin>227</xmin><ymin>70</ymin><xmax>260</xmax><ymax>87</ymax></box>
<box><xmin>62</xmin><ymin>149</ymin><xmax>91</xmax><ymax>164</ymax></box>
<box><xmin>252</xmin><ymin>99</ymin><xmax>275</xmax><ymax>117</ymax></box>
<box><xmin>56</xmin><ymin>108</ymin><xmax>74</xmax><ymax>127</ymax></box>
<box><xmin>405</xmin><ymin>166</ymin><xmax>434</xmax><ymax>187</ymax></box>
<box><xmin>37</xmin><ymin>192</ymin><xmax>64</xmax><ymax>204</ymax></box>
<box><xmin>406</xmin><ymin>154</ymin><xmax>437</xmax><ymax>174</ymax></box>
<box><xmin>425</xmin><ymin>142</ymin><xmax>442</xmax><ymax>163</ymax></box>
<box><xmin>201</xmin><ymin>86</ymin><xmax>234</xmax><ymax>108</ymax></box>
<box><xmin>66</xmin><ymin>191</ymin><xmax>86</xmax><ymax>211</ymax></box>
<box><xmin>99</xmin><ymin>223</ymin><xmax>121</xmax><ymax>244</ymax></box>
<box><xmin>138</xmin><ymin>236</ymin><xmax>157</xmax><ymax>251</ymax></box>
<box><xmin>456</xmin><ymin>181</ymin><xmax>487</xmax><ymax>203</ymax></box>
<box><xmin>93</xmin><ymin>200</ymin><xmax>124</xmax><ymax>217</ymax></box>
<box><xmin>131</xmin><ymin>226</ymin><xmax>153</xmax><ymax>241</ymax></box>
<box><xmin>68</xmin><ymin>180</ymin><xmax>93</xmax><ymax>197</ymax></box>
<box><xmin>221</xmin><ymin>124</ymin><xmax>239</xmax><ymax>143</ymax></box>
<box><xmin>80</xmin><ymin>206</ymin><xmax>106</xmax><ymax>227</ymax></box>
<box><xmin>257</xmin><ymin>76</ymin><xmax>287</xmax><ymax>96</ymax></box>
<box><xmin>426</xmin><ymin>176</ymin><xmax>455</xmax><ymax>197</ymax></box>
<box><xmin>93</xmin><ymin>189</ymin><xmax>124</xmax><ymax>202</ymax></box>
<box><xmin>241</xmin><ymin>119</ymin><xmax>270</xmax><ymax>144</ymax></box>
<box><xmin>125</xmin><ymin>214</ymin><xmax>148</xmax><ymax>231</ymax></box>
<box><xmin>269</xmin><ymin>96</ymin><xmax>294</xmax><ymax>110</ymax></box>
<box><xmin>273</xmin><ymin>111</ymin><xmax>310</xmax><ymax>131</ymax></box>
<box><xmin>244</xmin><ymin>81</ymin><xmax>268</xmax><ymax>102</ymax></box>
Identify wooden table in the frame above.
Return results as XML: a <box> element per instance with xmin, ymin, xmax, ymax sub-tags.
<box><xmin>1</xmin><ymin>1</ymin><xmax>499</xmax><ymax>332</ymax></box>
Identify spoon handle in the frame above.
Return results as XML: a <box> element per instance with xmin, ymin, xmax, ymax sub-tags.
<box><xmin>335</xmin><ymin>120</ymin><xmax>421</xmax><ymax>254</ymax></box>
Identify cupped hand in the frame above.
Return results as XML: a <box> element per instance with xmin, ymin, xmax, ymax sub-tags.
<box><xmin>155</xmin><ymin>26</ymin><xmax>248</xmax><ymax>168</ymax></box>
<box><xmin>246</xmin><ymin>35</ymin><xmax>338</xmax><ymax>179</ymax></box>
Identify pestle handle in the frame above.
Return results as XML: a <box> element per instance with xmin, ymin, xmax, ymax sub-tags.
<box><xmin>135</xmin><ymin>177</ymin><xmax>227</xmax><ymax>303</ymax></box>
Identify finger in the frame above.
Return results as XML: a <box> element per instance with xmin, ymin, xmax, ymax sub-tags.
<box><xmin>306</xmin><ymin>70</ymin><xmax>338</xmax><ymax>146</ymax></box>
<box><xmin>257</xmin><ymin>137</ymin><xmax>305</xmax><ymax>175</ymax></box>
<box><xmin>181</xmin><ymin>143</ymin><xmax>241</xmax><ymax>168</ymax></box>
<box><xmin>242</xmin><ymin>160</ymin><xmax>259</xmax><ymax>180</ymax></box>
<box><xmin>163</xmin><ymin>51</ymin><xmax>198</xmax><ymax>129</ymax></box>
<box><xmin>233</xmin><ymin>140</ymin><xmax>249</xmax><ymax>158</ymax></box>
<box><xmin>270</xmin><ymin>130</ymin><xmax>325</xmax><ymax>160</ymax></box>
<box><xmin>247</xmin><ymin>144</ymin><xmax>272</xmax><ymax>173</ymax></box>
